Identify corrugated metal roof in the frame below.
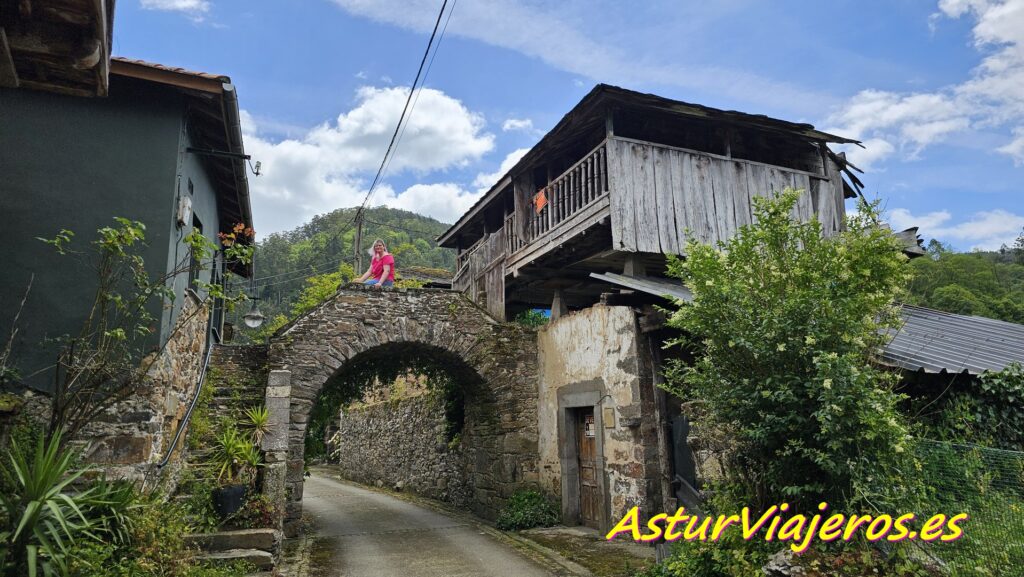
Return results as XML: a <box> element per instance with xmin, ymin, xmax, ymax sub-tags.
<box><xmin>882</xmin><ymin>305</ymin><xmax>1024</xmax><ymax>374</ymax></box>
<box><xmin>590</xmin><ymin>273</ymin><xmax>1024</xmax><ymax>375</ymax></box>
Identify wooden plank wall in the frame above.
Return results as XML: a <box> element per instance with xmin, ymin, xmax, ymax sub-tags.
<box><xmin>608</xmin><ymin>138</ymin><xmax>845</xmax><ymax>253</ymax></box>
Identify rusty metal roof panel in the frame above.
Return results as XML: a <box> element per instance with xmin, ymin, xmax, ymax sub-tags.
<box><xmin>590</xmin><ymin>273</ymin><xmax>1024</xmax><ymax>375</ymax></box>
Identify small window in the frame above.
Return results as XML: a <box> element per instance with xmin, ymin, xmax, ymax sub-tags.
<box><xmin>188</xmin><ymin>215</ymin><xmax>203</xmax><ymax>287</ymax></box>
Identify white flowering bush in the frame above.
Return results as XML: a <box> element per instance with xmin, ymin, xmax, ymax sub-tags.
<box><xmin>663</xmin><ymin>189</ymin><xmax>918</xmax><ymax>512</ymax></box>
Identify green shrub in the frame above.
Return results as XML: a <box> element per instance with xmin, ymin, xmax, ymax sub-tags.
<box><xmin>662</xmin><ymin>190</ymin><xmax>917</xmax><ymax>513</ymax></box>
<box><xmin>496</xmin><ymin>489</ymin><xmax>559</xmax><ymax>530</ymax></box>
<box><xmin>514</xmin><ymin>309</ymin><xmax>549</xmax><ymax>328</ymax></box>
<box><xmin>0</xmin><ymin>429</ymin><xmax>136</xmax><ymax>577</ymax></box>
<box><xmin>69</xmin><ymin>491</ymin><xmax>253</xmax><ymax>577</ymax></box>
<box><xmin>916</xmin><ymin>362</ymin><xmax>1024</xmax><ymax>451</ymax></box>
<box><xmin>228</xmin><ymin>494</ymin><xmax>279</xmax><ymax>530</ymax></box>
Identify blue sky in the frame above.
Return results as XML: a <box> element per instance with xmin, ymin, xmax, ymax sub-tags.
<box><xmin>119</xmin><ymin>0</ymin><xmax>1023</xmax><ymax>250</ymax></box>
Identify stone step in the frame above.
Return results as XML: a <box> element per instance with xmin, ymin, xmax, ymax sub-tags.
<box><xmin>186</xmin><ymin>529</ymin><xmax>281</xmax><ymax>553</ymax></box>
<box><xmin>195</xmin><ymin>548</ymin><xmax>274</xmax><ymax>571</ymax></box>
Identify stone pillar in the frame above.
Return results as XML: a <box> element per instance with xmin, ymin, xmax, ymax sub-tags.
<box><xmin>262</xmin><ymin>370</ymin><xmax>291</xmax><ymax>535</ymax></box>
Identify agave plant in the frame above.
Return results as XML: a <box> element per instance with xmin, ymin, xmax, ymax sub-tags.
<box><xmin>241</xmin><ymin>405</ymin><xmax>271</xmax><ymax>445</ymax></box>
<box><xmin>0</xmin><ymin>430</ymin><xmax>111</xmax><ymax>577</ymax></box>
<box><xmin>211</xmin><ymin>427</ymin><xmax>261</xmax><ymax>486</ymax></box>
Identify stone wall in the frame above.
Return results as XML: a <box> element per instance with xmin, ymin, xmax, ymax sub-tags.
<box><xmin>332</xmin><ymin>391</ymin><xmax>471</xmax><ymax>507</ymax></box>
<box><xmin>78</xmin><ymin>292</ymin><xmax>211</xmax><ymax>481</ymax></box>
<box><xmin>269</xmin><ymin>285</ymin><xmax>542</xmax><ymax>534</ymax></box>
<box><xmin>536</xmin><ymin>305</ymin><xmax>662</xmax><ymax>530</ymax></box>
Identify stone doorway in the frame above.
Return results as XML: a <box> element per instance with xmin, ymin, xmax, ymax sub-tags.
<box><xmin>574</xmin><ymin>407</ymin><xmax>601</xmax><ymax>529</ymax></box>
<box><xmin>557</xmin><ymin>389</ymin><xmax>608</xmax><ymax>531</ymax></box>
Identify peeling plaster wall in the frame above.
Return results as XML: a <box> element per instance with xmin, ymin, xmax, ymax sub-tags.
<box><xmin>537</xmin><ymin>305</ymin><xmax>660</xmax><ymax>527</ymax></box>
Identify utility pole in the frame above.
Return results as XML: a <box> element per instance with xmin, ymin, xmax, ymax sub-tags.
<box><xmin>354</xmin><ymin>210</ymin><xmax>364</xmax><ymax>273</ymax></box>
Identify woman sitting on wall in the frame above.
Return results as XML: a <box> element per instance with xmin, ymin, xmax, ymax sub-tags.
<box><xmin>357</xmin><ymin>239</ymin><xmax>395</xmax><ymax>289</ymax></box>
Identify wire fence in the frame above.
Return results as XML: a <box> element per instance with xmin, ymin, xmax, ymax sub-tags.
<box><xmin>914</xmin><ymin>440</ymin><xmax>1024</xmax><ymax>576</ymax></box>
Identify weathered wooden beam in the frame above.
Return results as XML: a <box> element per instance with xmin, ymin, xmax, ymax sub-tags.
<box><xmin>17</xmin><ymin>79</ymin><xmax>93</xmax><ymax>97</ymax></box>
<box><xmin>92</xmin><ymin>0</ymin><xmax>109</xmax><ymax>96</ymax></box>
<box><xmin>0</xmin><ymin>29</ymin><xmax>19</xmax><ymax>88</ymax></box>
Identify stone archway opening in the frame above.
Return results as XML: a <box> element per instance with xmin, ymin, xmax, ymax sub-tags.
<box><xmin>303</xmin><ymin>341</ymin><xmax>484</xmax><ymax>468</ymax></box>
<box><xmin>266</xmin><ymin>286</ymin><xmax>541</xmax><ymax>536</ymax></box>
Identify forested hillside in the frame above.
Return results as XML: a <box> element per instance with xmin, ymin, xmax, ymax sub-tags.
<box><xmin>906</xmin><ymin>237</ymin><xmax>1024</xmax><ymax>324</ymax></box>
<box><xmin>226</xmin><ymin>206</ymin><xmax>456</xmax><ymax>339</ymax></box>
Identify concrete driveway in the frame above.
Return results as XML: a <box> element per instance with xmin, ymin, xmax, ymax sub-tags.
<box><xmin>300</xmin><ymin>473</ymin><xmax>556</xmax><ymax>577</ymax></box>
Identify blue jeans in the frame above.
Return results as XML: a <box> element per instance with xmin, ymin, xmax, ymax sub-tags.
<box><xmin>364</xmin><ymin>279</ymin><xmax>394</xmax><ymax>287</ymax></box>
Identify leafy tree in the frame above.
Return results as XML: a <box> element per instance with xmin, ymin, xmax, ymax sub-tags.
<box><xmin>662</xmin><ymin>189</ymin><xmax>917</xmax><ymax>512</ymax></box>
<box><xmin>906</xmin><ymin>237</ymin><xmax>1024</xmax><ymax>323</ymax></box>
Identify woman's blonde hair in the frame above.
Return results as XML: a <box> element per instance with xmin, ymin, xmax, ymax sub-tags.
<box><xmin>367</xmin><ymin>238</ymin><xmax>389</xmax><ymax>256</ymax></box>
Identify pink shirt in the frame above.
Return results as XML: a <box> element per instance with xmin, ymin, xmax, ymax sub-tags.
<box><xmin>370</xmin><ymin>254</ymin><xmax>395</xmax><ymax>282</ymax></box>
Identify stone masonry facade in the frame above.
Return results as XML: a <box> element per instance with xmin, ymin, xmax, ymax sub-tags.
<box><xmin>80</xmin><ymin>292</ymin><xmax>211</xmax><ymax>482</ymax></box>
<box><xmin>331</xmin><ymin>390</ymin><xmax>472</xmax><ymax>507</ymax></box>
<box><xmin>536</xmin><ymin>305</ymin><xmax>663</xmax><ymax>529</ymax></box>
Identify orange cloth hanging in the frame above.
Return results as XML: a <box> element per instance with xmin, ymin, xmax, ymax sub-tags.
<box><xmin>533</xmin><ymin>188</ymin><xmax>548</xmax><ymax>214</ymax></box>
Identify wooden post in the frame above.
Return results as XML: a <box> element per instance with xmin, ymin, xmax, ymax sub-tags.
<box><xmin>551</xmin><ymin>289</ymin><xmax>567</xmax><ymax>321</ymax></box>
<box><xmin>623</xmin><ymin>253</ymin><xmax>646</xmax><ymax>277</ymax></box>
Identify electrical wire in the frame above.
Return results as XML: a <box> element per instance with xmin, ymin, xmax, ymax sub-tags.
<box><xmin>351</xmin><ymin>0</ymin><xmax>451</xmax><ymax>221</ymax></box>
<box><xmin>245</xmin><ymin>0</ymin><xmax>454</xmax><ymax>289</ymax></box>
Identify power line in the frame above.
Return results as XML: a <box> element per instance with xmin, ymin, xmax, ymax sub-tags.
<box><xmin>377</xmin><ymin>0</ymin><xmax>458</xmax><ymax>193</ymax></box>
<box><xmin>247</xmin><ymin>2</ymin><xmax>455</xmax><ymax>288</ymax></box>
<box><xmin>352</xmin><ymin>0</ymin><xmax>451</xmax><ymax>220</ymax></box>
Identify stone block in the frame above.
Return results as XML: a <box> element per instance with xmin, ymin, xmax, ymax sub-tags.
<box><xmin>86</xmin><ymin>435</ymin><xmax>153</xmax><ymax>465</ymax></box>
<box><xmin>267</xmin><ymin>370</ymin><xmax>291</xmax><ymax>389</ymax></box>
<box><xmin>185</xmin><ymin>529</ymin><xmax>281</xmax><ymax>553</ymax></box>
<box><xmin>196</xmin><ymin>549</ymin><xmax>274</xmax><ymax>571</ymax></box>
<box><xmin>265</xmin><ymin>386</ymin><xmax>291</xmax><ymax>399</ymax></box>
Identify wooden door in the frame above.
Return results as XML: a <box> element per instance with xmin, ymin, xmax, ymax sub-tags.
<box><xmin>576</xmin><ymin>408</ymin><xmax>600</xmax><ymax>529</ymax></box>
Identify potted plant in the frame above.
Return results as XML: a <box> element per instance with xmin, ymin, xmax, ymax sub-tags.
<box><xmin>210</xmin><ymin>427</ymin><xmax>261</xmax><ymax>518</ymax></box>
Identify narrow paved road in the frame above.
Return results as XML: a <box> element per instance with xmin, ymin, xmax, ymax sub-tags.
<box><xmin>301</xmin><ymin>473</ymin><xmax>555</xmax><ymax>577</ymax></box>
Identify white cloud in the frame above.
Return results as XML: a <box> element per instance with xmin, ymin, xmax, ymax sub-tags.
<box><xmin>886</xmin><ymin>207</ymin><xmax>1024</xmax><ymax>250</ymax></box>
<box><xmin>887</xmin><ymin>208</ymin><xmax>952</xmax><ymax>232</ymax></box>
<box><xmin>140</xmin><ymin>0</ymin><xmax>210</xmax><ymax>18</ymax></box>
<box><xmin>997</xmin><ymin>127</ymin><xmax>1024</xmax><ymax>164</ymax></box>
<box><xmin>838</xmin><ymin>138</ymin><xmax>895</xmax><ymax>172</ymax></box>
<box><xmin>502</xmin><ymin>118</ymin><xmax>534</xmax><ymax>132</ymax></box>
<box><xmin>377</xmin><ymin>183</ymin><xmax>484</xmax><ymax>224</ymax></box>
<box><xmin>828</xmin><ymin>0</ymin><xmax>1024</xmax><ymax>169</ymax></box>
<box><xmin>242</xmin><ymin>86</ymin><xmax>495</xmax><ymax>235</ymax></box>
<box><xmin>328</xmin><ymin>0</ymin><xmax>837</xmax><ymax>114</ymax></box>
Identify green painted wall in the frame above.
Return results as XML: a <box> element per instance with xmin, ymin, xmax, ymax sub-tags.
<box><xmin>0</xmin><ymin>76</ymin><xmax>225</xmax><ymax>391</ymax></box>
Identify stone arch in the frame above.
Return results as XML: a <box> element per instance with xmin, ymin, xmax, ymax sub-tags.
<box><xmin>267</xmin><ymin>286</ymin><xmax>540</xmax><ymax>534</ymax></box>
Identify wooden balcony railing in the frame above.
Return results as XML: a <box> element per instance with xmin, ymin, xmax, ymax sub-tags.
<box><xmin>525</xmin><ymin>141</ymin><xmax>608</xmax><ymax>243</ymax></box>
<box><xmin>504</xmin><ymin>213</ymin><xmax>523</xmax><ymax>255</ymax></box>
